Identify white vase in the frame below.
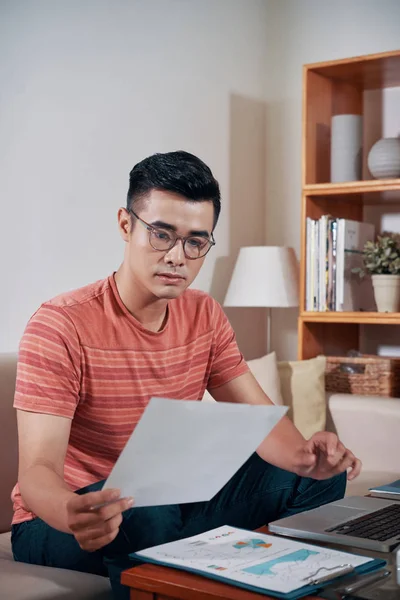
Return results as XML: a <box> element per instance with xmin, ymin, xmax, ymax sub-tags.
<box><xmin>372</xmin><ymin>274</ymin><xmax>400</xmax><ymax>312</ymax></box>
<box><xmin>331</xmin><ymin>115</ymin><xmax>363</xmax><ymax>182</ymax></box>
<box><xmin>368</xmin><ymin>137</ymin><xmax>400</xmax><ymax>179</ymax></box>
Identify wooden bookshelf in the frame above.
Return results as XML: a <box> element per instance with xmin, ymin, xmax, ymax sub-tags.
<box><xmin>298</xmin><ymin>49</ymin><xmax>400</xmax><ymax>360</ymax></box>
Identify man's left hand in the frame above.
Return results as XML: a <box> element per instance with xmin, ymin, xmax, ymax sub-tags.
<box><xmin>294</xmin><ymin>432</ymin><xmax>362</xmax><ymax>481</ymax></box>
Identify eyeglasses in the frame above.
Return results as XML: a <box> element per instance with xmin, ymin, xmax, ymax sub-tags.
<box><xmin>128</xmin><ymin>209</ymin><xmax>216</xmax><ymax>260</ymax></box>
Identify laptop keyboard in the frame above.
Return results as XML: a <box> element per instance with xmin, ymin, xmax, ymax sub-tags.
<box><xmin>325</xmin><ymin>504</ymin><xmax>400</xmax><ymax>541</ymax></box>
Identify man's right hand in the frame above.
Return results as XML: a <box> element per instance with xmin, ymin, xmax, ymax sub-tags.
<box><xmin>66</xmin><ymin>488</ymin><xmax>134</xmax><ymax>552</ymax></box>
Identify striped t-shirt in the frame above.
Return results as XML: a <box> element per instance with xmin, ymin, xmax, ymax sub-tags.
<box><xmin>12</xmin><ymin>274</ymin><xmax>248</xmax><ymax>524</ymax></box>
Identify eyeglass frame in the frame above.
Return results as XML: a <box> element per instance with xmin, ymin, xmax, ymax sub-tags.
<box><xmin>128</xmin><ymin>208</ymin><xmax>216</xmax><ymax>260</ymax></box>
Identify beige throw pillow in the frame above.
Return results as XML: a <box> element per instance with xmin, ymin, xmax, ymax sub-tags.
<box><xmin>278</xmin><ymin>356</ymin><xmax>326</xmax><ymax>440</ymax></box>
<box><xmin>202</xmin><ymin>351</ymin><xmax>284</xmax><ymax>405</ymax></box>
<box><xmin>247</xmin><ymin>351</ymin><xmax>284</xmax><ymax>405</ymax></box>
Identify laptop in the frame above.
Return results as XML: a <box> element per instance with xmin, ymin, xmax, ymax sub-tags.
<box><xmin>269</xmin><ymin>495</ymin><xmax>400</xmax><ymax>552</ymax></box>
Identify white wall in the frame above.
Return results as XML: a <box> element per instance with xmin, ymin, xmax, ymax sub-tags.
<box><xmin>0</xmin><ymin>0</ymin><xmax>269</xmax><ymax>354</ymax></box>
<box><xmin>264</xmin><ymin>0</ymin><xmax>400</xmax><ymax>360</ymax></box>
<box><xmin>3</xmin><ymin>0</ymin><xmax>400</xmax><ymax>360</ymax></box>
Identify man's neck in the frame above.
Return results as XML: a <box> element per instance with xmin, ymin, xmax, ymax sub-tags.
<box><xmin>114</xmin><ymin>266</ymin><xmax>168</xmax><ymax>332</ymax></box>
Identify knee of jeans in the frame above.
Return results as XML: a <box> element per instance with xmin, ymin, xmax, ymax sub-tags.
<box><xmin>106</xmin><ymin>504</ymin><xmax>183</xmax><ymax>557</ymax></box>
<box><xmin>126</xmin><ymin>505</ymin><xmax>183</xmax><ymax>547</ymax></box>
<box><xmin>297</xmin><ymin>470</ymin><xmax>347</xmax><ymax>505</ymax></box>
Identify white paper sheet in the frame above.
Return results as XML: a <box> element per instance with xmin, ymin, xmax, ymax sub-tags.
<box><xmin>104</xmin><ymin>397</ymin><xmax>287</xmax><ymax>507</ymax></box>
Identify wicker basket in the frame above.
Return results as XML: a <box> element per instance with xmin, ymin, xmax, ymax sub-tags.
<box><xmin>325</xmin><ymin>355</ymin><xmax>400</xmax><ymax>397</ymax></box>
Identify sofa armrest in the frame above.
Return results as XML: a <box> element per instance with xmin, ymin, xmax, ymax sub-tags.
<box><xmin>327</xmin><ymin>393</ymin><xmax>400</xmax><ymax>474</ymax></box>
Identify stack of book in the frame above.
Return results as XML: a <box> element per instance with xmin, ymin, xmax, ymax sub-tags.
<box><xmin>306</xmin><ymin>216</ymin><xmax>375</xmax><ymax>312</ymax></box>
<box><xmin>369</xmin><ymin>479</ymin><xmax>400</xmax><ymax>501</ymax></box>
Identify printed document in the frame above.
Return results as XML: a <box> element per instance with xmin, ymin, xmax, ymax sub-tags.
<box><xmin>135</xmin><ymin>525</ymin><xmax>376</xmax><ymax>595</ymax></box>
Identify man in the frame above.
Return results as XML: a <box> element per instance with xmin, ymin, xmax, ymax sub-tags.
<box><xmin>11</xmin><ymin>151</ymin><xmax>361</xmax><ymax>599</ymax></box>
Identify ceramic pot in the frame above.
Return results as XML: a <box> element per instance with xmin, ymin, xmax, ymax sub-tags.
<box><xmin>372</xmin><ymin>274</ymin><xmax>400</xmax><ymax>312</ymax></box>
<box><xmin>368</xmin><ymin>138</ymin><xmax>400</xmax><ymax>179</ymax></box>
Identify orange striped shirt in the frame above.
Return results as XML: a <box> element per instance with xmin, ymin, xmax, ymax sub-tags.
<box><xmin>12</xmin><ymin>274</ymin><xmax>248</xmax><ymax>524</ymax></box>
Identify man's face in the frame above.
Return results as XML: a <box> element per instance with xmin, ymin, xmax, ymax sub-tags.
<box><xmin>119</xmin><ymin>190</ymin><xmax>215</xmax><ymax>300</ymax></box>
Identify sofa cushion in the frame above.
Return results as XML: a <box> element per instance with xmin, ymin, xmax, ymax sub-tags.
<box><xmin>278</xmin><ymin>356</ymin><xmax>326</xmax><ymax>439</ymax></box>
<box><xmin>0</xmin><ymin>531</ymin><xmax>13</xmax><ymax>560</ymax></box>
<box><xmin>246</xmin><ymin>352</ymin><xmax>284</xmax><ymax>406</ymax></box>
<box><xmin>203</xmin><ymin>351</ymin><xmax>284</xmax><ymax>405</ymax></box>
<box><xmin>0</xmin><ymin>532</ymin><xmax>112</xmax><ymax>599</ymax></box>
<box><xmin>328</xmin><ymin>393</ymin><xmax>400</xmax><ymax>473</ymax></box>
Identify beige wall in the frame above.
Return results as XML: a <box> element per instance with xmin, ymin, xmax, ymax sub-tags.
<box><xmin>0</xmin><ymin>0</ymin><xmax>269</xmax><ymax>355</ymax></box>
<box><xmin>264</xmin><ymin>0</ymin><xmax>400</xmax><ymax>361</ymax></box>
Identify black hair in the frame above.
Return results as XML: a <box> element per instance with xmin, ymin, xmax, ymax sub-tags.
<box><xmin>126</xmin><ymin>151</ymin><xmax>221</xmax><ymax>228</ymax></box>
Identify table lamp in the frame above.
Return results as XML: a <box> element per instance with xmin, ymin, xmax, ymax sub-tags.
<box><xmin>223</xmin><ymin>246</ymin><xmax>299</xmax><ymax>354</ymax></box>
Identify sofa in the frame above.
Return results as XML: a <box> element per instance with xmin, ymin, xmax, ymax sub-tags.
<box><xmin>1</xmin><ymin>352</ymin><xmax>400</xmax><ymax>599</ymax></box>
<box><xmin>0</xmin><ymin>354</ymin><xmax>113</xmax><ymax>599</ymax></box>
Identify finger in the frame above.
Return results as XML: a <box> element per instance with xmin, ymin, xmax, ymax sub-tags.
<box><xmin>70</xmin><ymin>497</ymin><xmax>133</xmax><ymax>531</ymax></box>
<box><xmin>329</xmin><ymin>450</ymin><xmax>358</xmax><ymax>477</ymax></box>
<box><xmin>326</xmin><ymin>442</ymin><xmax>347</xmax><ymax>467</ymax></box>
<box><xmin>347</xmin><ymin>458</ymin><xmax>362</xmax><ymax>481</ymax></box>
<box><xmin>303</xmin><ymin>438</ymin><xmax>316</xmax><ymax>453</ymax></box>
<box><xmin>315</xmin><ymin>433</ymin><xmax>339</xmax><ymax>457</ymax></box>
<box><xmin>76</xmin><ymin>512</ymin><xmax>123</xmax><ymax>545</ymax></box>
<box><xmin>69</xmin><ymin>489</ymin><xmax>121</xmax><ymax>513</ymax></box>
<box><xmin>335</xmin><ymin>452</ymin><xmax>356</xmax><ymax>474</ymax></box>
<box><xmin>79</xmin><ymin>528</ymin><xmax>120</xmax><ymax>552</ymax></box>
<box><xmin>305</xmin><ymin>435</ymin><xmax>338</xmax><ymax>461</ymax></box>
<box><xmin>95</xmin><ymin>497</ymin><xmax>134</xmax><ymax>521</ymax></box>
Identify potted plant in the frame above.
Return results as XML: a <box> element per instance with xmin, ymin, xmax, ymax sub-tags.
<box><xmin>354</xmin><ymin>233</ymin><xmax>400</xmax><ymax>312</ymax></box>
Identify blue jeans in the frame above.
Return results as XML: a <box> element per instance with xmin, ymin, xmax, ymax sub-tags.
<box><xmin>12</xmin><ymin>453</ymin><xmax>346</xmax><ymax>599</ymax></box>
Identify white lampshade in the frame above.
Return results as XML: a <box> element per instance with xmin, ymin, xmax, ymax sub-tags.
<box><xmin>224</xmin><ymin>246</ymin><xmax>299</xmax><ymax>308</ymax></box>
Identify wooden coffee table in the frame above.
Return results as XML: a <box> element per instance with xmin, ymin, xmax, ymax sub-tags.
<box><xmin>121</xmin><ymin>527</ymin><xmax>320</xmax><ymax>600</ymax></box>
<box><xmin>121</xmin><ymin>562</ymin><xmax>321</xmax><ymax>599</ymax></box>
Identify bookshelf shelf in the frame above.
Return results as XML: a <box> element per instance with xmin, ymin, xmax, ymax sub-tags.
<box><xmin>304</xmin><ymin>179</ymin><xmax>400</xmax><ymax>196</ymax></box>
<box><xmin>298</xmin><ymin>49</ymin><xmax>400</xmax><ymax>360</ymax></box>
<box><xmin>300</xmin><ymin>312</ymin><xmax>400</xmax><ymax>325</ymax></box>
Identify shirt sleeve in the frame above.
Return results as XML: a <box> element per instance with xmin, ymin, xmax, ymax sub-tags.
<box><xmin>207</xmin><ymin>299</ymin><xmax>249</xmax><ymax>389</ymax></box>
<box><xmin>14</xmin><ymin>304</ymin><xmax>81</xmax><ymax>419</ymax></box>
